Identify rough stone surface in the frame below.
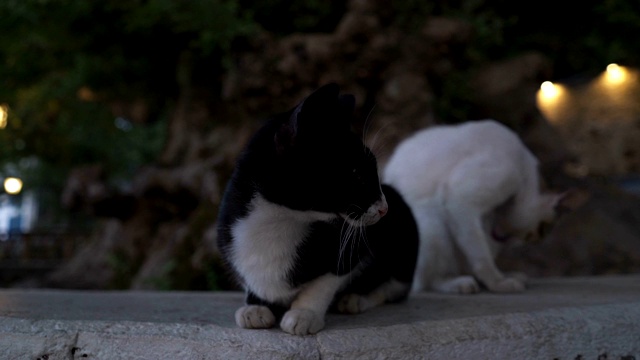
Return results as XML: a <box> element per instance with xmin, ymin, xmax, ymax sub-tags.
<box><xmin>1</xmin><ymin>275</ymin><xmax>639</xmax><ymax>359</ymax></box>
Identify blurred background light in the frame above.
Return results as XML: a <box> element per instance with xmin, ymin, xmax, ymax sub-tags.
<box><xmin>605</xmin><ymin>63</ymin><xmax>627</xmax><ymax>85</ymax></box>
<box><xmin>539</xmin><ymin>81</ymin><xmax>561</xmax><ymax>100</ymax></box>
<box><xmin>536</xmin><ymin>81</ymin><xmax>568</xmax><ymax>123</ymax></box>
<box><xmin>4</xmin><ymin>177</ymin><xmax>23</xmax><ymax>195</ymax></box>
<box><xmin>0</xmin><ymin>104</ymin><xmax>8</xmax><ymax>129</ymax></box>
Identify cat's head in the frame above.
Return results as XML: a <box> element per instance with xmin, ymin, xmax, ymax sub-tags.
<box><xmin>492</xmin><ymin>189</ymin><xmax>589</xmax><ymax>243</ymax></box>
<box><xmin>265</xmin><ymin>83</ymin><xmax>387</xmax><ymax>226</ymax></box>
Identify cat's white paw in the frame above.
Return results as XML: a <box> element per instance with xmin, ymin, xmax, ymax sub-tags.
<box><xmin>505</xmin><ymin>271</ymin><xmax>529</xmax><ymax>285</ymax></box>
<box><xmin>336</xmin><ymin>294</ymin><xmax>370</xmax><ymax>314</ymax></box>
<box><xmin>487</xmin><ymin>277</ymin><xmax>526</xmax><ymax>293</ymax></box>
<box><xmin>434</xmin><ymin>275</ymin><xmax>480</xmax><ymax>294</ymax></box>
<box><xmin>280</xmin><ymin>309</ymin><xmax>324</xmax><ymax>335</ymax></box>
<box><xmin>235</xmin><ymin>305</ymin><xmax>276</xmax><ymax>329</ymax></box>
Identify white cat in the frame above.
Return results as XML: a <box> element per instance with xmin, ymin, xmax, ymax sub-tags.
<box><xmin>383</xmin><ymin>119</ymin><xmax>565</xmax><ymax>294</ymax></box>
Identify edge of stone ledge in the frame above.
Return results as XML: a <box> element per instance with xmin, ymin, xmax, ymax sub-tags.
<box><xmin>316</xmin><ymin>302</ymin><xmax>640</xmax><ymax>359</ymax></box>
<box><xmin>1</xmin><ymin>317</ymin><xmax>321</xmax><ymax>360</ymax></box>
<box><xmin>2</xmin><ymin>301</ymin><xmax>639</xmax><ymax>360</ymax></box>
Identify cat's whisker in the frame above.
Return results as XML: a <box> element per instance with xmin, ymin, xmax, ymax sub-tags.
<box><xmin>338</xmin><ymin>213</ymin><xmax>360</xmax><ymax>274</ymax></box>
<box><xmin>368</xmin><ymin>120</ymin><xmax>393</xmax><ymax>159</ymax></box>
<box><xmin>349</xmin><ymin>225</ymin><xmax>357</xmax><ymax>277</ymax></box>
<box><xmin>347</xmin><ymin>205</ymin><xmax>364</xmax><ymax>214</ymax></box>
<box><xmin>350</xmin><ymin>219</ymin><xmax>361</xmax><ymax>265</ymax></box>
<box><xmin>348</xmin><ymin>214</ymin><xmax>362</xmax><ymax>268</ymax></box>
<box><xmin>339</xmin><ymin>213</ymin><xmax>367</xmax><ymax>273</ymax></box>
<box><xmin>340</xmin><ymin>210</ymin><xmax>369</xmax><ymax>277</ymax></box>
<box><xmin>337</xmin><ymin>218</ymin><xmax>351</xmax><ymax>273</ymax></box>
<box><xmin>355</xmin><ymin>217</ymin><xmax>372</xmax><ymax>262</ymax></box>
<box><xmin>361</xmin><ymin>103</ymin><xmax>378</xmax><ymax>149</ymax></box>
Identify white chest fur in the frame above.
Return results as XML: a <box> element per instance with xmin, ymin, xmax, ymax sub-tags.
<box><xmin>230</xmin><ymin>195</ymin><xmax>336</xmax><ymax>304</ymax></box>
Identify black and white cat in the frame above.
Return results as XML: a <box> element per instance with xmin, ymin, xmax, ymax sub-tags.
<box><xmin>216</xmin><ymin>84</ymin><xmax>418</xmax><ymax>335</ymax></box>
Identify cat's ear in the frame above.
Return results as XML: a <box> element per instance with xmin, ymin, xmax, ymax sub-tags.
<box><xmin>538</xmin><ymin>193</ymin><xmax>564</xmax><ymax>222</ymax></box>
<box><xmin>538</xmin><ymin>188</ymin><xmax>590</xmax><ymax>221</ymax></box>
<box><xmin>275</xmin><ymin>115</ymin><xmax>297</xmax><ymax>154</ymax></box>
<box><xmin>297</xmin><ymin>83</ymin><xmax>355</xmax><ymax>127</ymax></box>
<box><xmin>274</xmin><ymin>86</ymin><xmax>331</xmax><ymax>153</ymax></box>
<box><xmin>306</xmin><ymin>84</ymin><xmax>355</xmax><ymax>118</ymax></box>
<box><xmin>275</xmin><ymin>83</ymin><xmax>346</xmax><ymax>153</ymax></box>
<box><xmin>553</xmin><ymin>188</ymin><xmax>591</xmax><ymax>215</ymax></box>
<box><xmin>300</xmin><ymin>83</ymin><xmax>341</xmax><ymax>111</ymax></box>
<box><xmin>338</xmin><ymin>94</ymin><xmax>356</xmax><ymax>116</ymax></box>
<box><xmin>297</xmin><ymin>83</ymin><xmax>344</xmax><ymax>125</ymax></box>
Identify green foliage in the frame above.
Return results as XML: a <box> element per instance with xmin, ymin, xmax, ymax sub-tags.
<box><xmin>401</xmin><ymin>0</ymin><xmax>640</xmax><ymax>75</ymax></box>
<box><xmin>0</xmin><ymin>0</ymin><xmax>257</xmax><ymax>100</ymax></box>
<box><xmin>476</xmin><ymin>0</ymin><xmax>640</xmax><ymax>77</ymax></box>
<box><xmin>239</xmin><ymin>0</ymin><xmax>345</xmax><ymax>35</ymax></box>
<box><xmin>0</xmin><ymin>0</ymin><xmax>256</xmax><ymax>218</ymax></box>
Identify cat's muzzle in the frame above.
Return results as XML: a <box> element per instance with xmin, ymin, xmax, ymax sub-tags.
<box><xmin>342</xmin><ymin>196</ymin><xmax>388</xmax><ymax>226</ymax></box>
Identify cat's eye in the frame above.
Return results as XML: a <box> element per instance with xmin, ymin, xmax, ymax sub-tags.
<box><xmin>352</xmin><ymin>168</ymin><xmax>366</xmax><ymax>184</ymax></box>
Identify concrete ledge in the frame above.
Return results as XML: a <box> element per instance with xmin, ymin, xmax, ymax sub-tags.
<box><xmin>1</xmin><ymin>275</ymin><xmax>639</xmax><ymax>359</ymax></box>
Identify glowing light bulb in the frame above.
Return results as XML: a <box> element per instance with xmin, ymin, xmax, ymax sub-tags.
<box><xmin>605</xmin><ymin>63</ymin><xmax>626</xmax><ymax>84</ymax></box>
<box><xmin>4</xmin><ymin>177</ymin><xmax>23</xmax><ymax>195</ymax></box>
<box><xmin>539</xmin><ymin>81</ymin><xmax>560</xmax><ymax>100</ymax></box>
<box><xmin>0</xmin><ymin>104</ymin><xmax>7</xmax><ymax>129</ymax></box>
<box><xmin>536</xmin><ymin>81</ymin><xmax>567</xmax><ymax>124</ymax></box>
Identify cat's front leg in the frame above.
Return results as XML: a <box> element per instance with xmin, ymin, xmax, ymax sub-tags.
<box><xmin>485</xmin><ymin>270</ymin><xmax>528</xmax><ymax>293</ymax></box>
<box><xmin>432</xmin><ymin>275</ymin><xmax>480</xmax><ymax>294</ymax></box>
<box><xmin>235</xmin><ymin>291</ymin><xmax>286</xmax><ymax>329</ymax></box>
<box><xmin>280</xmin><ymin>273</ymin><xmax>347</xmax><ymax>335</ymax></box>
<box><xmin>486</xmin><ymin>276</ymin><xmax>526</xmax><ymax>293</ymax></box>
<box><xmin>505</xmin><ymin>271</ymin><xmax>529</xmax><ymax>284</ymax></box>
<box><xmin>280</xmin><ymin>309</ymin><xmax>324</xmax><ymax>335</ymax></box>
<box><xmin>446</xmin><ymin>204</ymin><xmax>525</xmax><ymax>293</ymax></box>
<box><xmin>336</xmin><ymin>278</ymin><xmax>410</xmax><ymax>314</ymax></box>
<box><xmin>475</xmin><ymin>262</ymin><xmax>526</xmax><ymax>293</ymax></box>
<box><xmin>235</xmin><ymin>305</ymin><xmax>276</xmax><ymax>329</ymax></box>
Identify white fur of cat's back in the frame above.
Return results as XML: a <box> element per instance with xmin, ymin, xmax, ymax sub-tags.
<box><xmin>383</xmin><ymin>120</ymin><xmax>541</xmax><ymax>209</ymax></box>
<box><xmin>383</xmin><ymin>120</ymin><xmax>549</xmax><ymax>293</ymax></box>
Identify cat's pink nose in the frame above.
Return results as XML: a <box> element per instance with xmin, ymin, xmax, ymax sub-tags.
<box><xmin>378</xmin><ymin>205</ymin><xmax>388</xmax><ymax>218</ymax></box>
